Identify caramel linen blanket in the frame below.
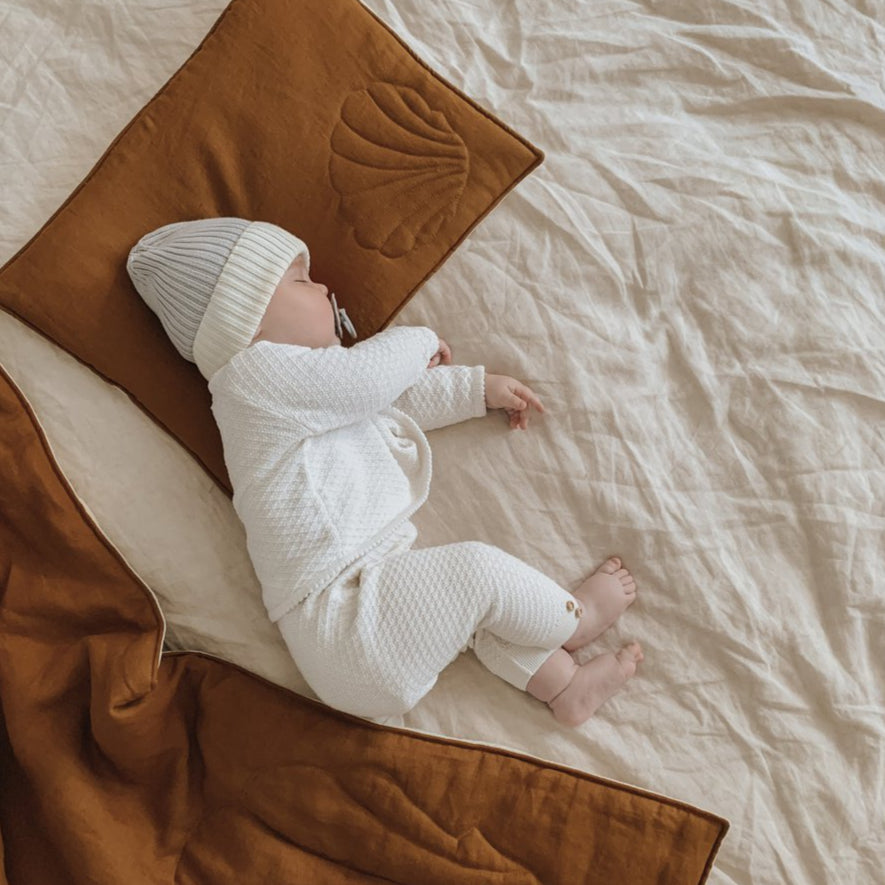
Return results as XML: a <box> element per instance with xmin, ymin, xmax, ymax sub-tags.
<box><xmin>0</xmin><ymin>362</ymin><xmax>725</xmax><ymax>881</ymax></box>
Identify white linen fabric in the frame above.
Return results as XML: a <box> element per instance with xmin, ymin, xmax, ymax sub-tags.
<box><xmin>1</xmin><ymin>1</ymin><xmax>883</xmax><ymax>883</ymax></box>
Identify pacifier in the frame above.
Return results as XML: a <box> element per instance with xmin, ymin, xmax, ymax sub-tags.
<box><xmin>329</xmin><ymin>292</ymin><xmax>357</xmax><ymax>340</ymax></box>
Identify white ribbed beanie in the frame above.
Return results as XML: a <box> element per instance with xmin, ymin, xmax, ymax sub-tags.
<box><xmin>126</xmin><ymin>217</ymin><xmax>309</xmax><ymax>380</ymax></box>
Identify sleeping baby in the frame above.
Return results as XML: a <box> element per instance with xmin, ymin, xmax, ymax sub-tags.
<box><xmin>126</xmin><ymin>217</ymin><xmax>643</xmax><ymax>727</ymax></box>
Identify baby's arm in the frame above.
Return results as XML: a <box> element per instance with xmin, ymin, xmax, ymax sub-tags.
<box><xmin>231</xmin><ymin>326</ymin><xmax>440</xmax><ymax>436</ymax></box>
<box><xmin>392</xmin><ymin>364</ymin><xmax>487</xmax><ymax>431</ymax></box>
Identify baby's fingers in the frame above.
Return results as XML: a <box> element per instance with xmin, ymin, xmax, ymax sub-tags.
<box><xmin>503</xmin><ymin>388</ymin><xmax>528</xmax><ymax>411</ymax></box>
<box><xmin>506</xmin><ymin>408</ymin><xmax>528</xmax><ymax>430</ymax></box>
<box><xmin>517</xmin><ymin>384</ymin><xmax>545</xmax><ymax>414</ymax></box>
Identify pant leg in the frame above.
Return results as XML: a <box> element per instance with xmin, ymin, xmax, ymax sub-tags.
<box><xmin>455</xmin><ymin>544</ymin><xmax>581</xmax><ymax>691</ymax></box>
<box><xmin>353</xmin><ymin>540</ymin><xmax>579</xmax><ymax>704</ymax></box>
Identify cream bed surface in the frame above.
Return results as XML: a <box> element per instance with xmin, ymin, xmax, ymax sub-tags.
<box><xmin>2</xmin><ymin>1</ymin><xmax>883</xmax><ymax>883</ymax></box>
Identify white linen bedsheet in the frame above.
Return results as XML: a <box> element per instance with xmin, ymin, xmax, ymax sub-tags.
<box><xmin>1</xmin><ymin>1</ymin><xmax>883</xmax><ymax>883</ymax></box>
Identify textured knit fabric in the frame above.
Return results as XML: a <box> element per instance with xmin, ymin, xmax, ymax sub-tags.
<box><xmin>127</xmin><ymin>218</ymin><xmax>309</xmax><ymax>380</ymax></box>
<box><xmin>209</xmin><ymin>324</ymin><xmax>583</xmax><ymax>718</ymax></box>
<box><xmin>277</xmin><ymin>527</ymin><xmax>581</xmax><ymax>719</ymax></box>
<box><xmin>208</xmin><ymin>324</ymin><xmax>485</xmax><ymax>621</ymax></box>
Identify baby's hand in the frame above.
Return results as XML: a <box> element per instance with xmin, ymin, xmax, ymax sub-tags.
<box><xmin>427</xmin><ymin>337</ymin><xmax>452</xmax><ymax>368</ymax></box>
<box><xmin>485</xmin><ymin>374</ymin><xmax>545</xmax><ymax>430</ymax></box>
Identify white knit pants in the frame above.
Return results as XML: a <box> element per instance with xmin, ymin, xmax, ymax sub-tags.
<box><xmin>277</xmin><ymin>524</ymin><xmax>581</xmax><ymax>720</ymax></box>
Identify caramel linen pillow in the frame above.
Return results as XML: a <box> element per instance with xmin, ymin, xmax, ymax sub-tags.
<box><xmin>0</xmin><ymin>0</ymin><xmax>542</xmax><ymax>494</ymax></box>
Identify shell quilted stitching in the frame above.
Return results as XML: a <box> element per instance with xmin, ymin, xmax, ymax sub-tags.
<box><xmin>330</xmin><ymin>81</ymin><xmax>469</xmax><ymax>257</ymax></box>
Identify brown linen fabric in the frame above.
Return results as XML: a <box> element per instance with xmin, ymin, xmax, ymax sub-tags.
<box><xmin>0</xmin><ymin>0</ymin><xmax>543</xmax><ymax>494</ymax></box>
<box><xmin>0</xmin><ymin>362</ymin><xmax>728</xmax><ymax>884</ymax></box>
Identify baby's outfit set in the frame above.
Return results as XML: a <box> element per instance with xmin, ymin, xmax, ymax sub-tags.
<box><xmin>127</xmin><ymin>218</ymin><xmax>582</xmax><ymax>720</ymax></box>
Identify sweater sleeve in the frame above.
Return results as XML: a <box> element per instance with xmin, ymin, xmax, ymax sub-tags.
<box><xmin>229</xmin><ymin>326</ymin><xmax>441</xmax><ymax>436</ymax></box>
<box><xmin>391</xmin><ymin>364</ymin><xmax>487</xmax><ymax>431</ymax></box>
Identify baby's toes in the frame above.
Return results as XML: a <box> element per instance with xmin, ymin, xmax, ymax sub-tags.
<box><xmin>616</xmin><ymin>642</ymin><xmax>644</xmax><ymax>675</ymax></box>
<box><xmin>599</xmin><ymin>556</ymin><xmax>621</xmax><ymax>574</ymax></box>
<box><xmin>624</xmin><ymin>641</ymin><xmax>643</xmax><ymax>662</ymax></box>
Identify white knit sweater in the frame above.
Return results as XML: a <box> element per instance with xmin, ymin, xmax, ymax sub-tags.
<box><xmin>208</xmin><ymin>326</ymin><xmax>487</xmax><ymax>622</ymax></box>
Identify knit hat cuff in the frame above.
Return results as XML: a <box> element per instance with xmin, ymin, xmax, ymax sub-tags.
<box><xmin>193</xmin><ymin>222</ymin><xmax>308</xmax><ymax>379</ymax></box>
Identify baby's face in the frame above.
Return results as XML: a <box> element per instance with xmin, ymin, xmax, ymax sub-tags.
<box><xmin>250</xmin><ymin>255</ymin><xmax>339</xmax><ymax>349</ymax></box>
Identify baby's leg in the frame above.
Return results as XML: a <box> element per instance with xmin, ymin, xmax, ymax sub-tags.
<box><xmin>293</xmin><ymin>539</ymin><xmax>638</xmax><ymax>722</ymax></box>
<box><xmin>526</xmin><ymin>644</ymin><xmax>643</xmax><ymax>728</ymax></box>
<box><xmin>459</xmin><ymin>547</ymin><xmax>642</xmax><ymax>725</ymax></box>
<box><xmin>286</xmin><ymin>539</ymin><xmax>581</xmax><ymax>718</ymax></box>
<box><xmin>456</xmin><ymin>544</ymin><xmax>588</xmax><ymax>687</ymax></box>
<box><xmin>368</xmin><ymin>540</ymin><xmax>585</xmax><ymax>699</ymax></box>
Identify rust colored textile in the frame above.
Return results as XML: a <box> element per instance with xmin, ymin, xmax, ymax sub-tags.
<box><xmin>0</xmin><ymin>0</ymin><xmax>542</xmax><ymax>494</ymax></box>
<box><xmin>0</xmin><ymin>362</ymin><xmax>727</xmax><ymax>884</ymax></box>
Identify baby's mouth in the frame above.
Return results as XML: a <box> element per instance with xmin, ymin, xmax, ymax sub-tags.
<box><xmin>329</xmin><ymin>292</ymin><xmax>357</xmax><ymax>340</ymax></box>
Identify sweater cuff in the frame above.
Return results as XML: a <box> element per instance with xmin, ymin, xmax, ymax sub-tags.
<box><xmin>470</xmin><ymin>365</ymin><xmax>487</xmax><ymax>418</ymax></box>
<box><xmin>415</xmin><ymin>326</ymin><xmax>441</xmax><ymax>364</ymax></box>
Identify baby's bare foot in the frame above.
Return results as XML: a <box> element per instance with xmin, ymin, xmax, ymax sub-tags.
<box><xmin>548</xmin><ymin>643</ymin><xmax>643</xmax><ymax>728</ymax></box>
<box><xmin>562</xmin><ymin>556</ymin><xmax>637</xmax><ymax>652</ymax></box>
